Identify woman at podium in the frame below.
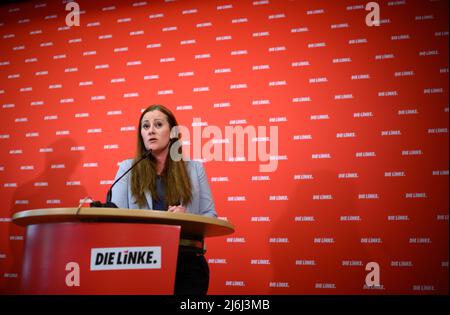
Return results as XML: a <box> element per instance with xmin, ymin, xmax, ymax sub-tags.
<box><xmin>111</xmin><ymin>104</ymin><xmax>217</xmax><ymax>295</ymax></box>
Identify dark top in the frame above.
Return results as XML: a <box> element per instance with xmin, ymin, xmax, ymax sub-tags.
<box><xmin>152</xmin><ymin>175</ymin><xmax>167</xmax><ymax>211</ymax></box>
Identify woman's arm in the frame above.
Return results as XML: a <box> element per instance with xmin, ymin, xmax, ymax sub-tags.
<box><xmin>196</xmin><ymin>162</ymin><xmax>217</xmax><ymax>218</ymax></box>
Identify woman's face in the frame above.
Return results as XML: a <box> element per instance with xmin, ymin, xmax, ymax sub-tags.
<box><xmin>140</xmin><ymin>110</ymin><xmax>171</xmax><ymax>154</ymax></box>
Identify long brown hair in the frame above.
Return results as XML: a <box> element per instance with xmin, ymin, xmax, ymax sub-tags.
<box><xmin>131</xmin><ymin>105</ymin><xmax>192</xmax><ymax>208</ymax></box>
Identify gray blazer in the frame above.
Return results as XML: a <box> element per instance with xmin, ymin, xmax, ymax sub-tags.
<box><xmin>111</xmin><ymin>159</ymin><xmax>217</xmax><ymax>218</ymax></box>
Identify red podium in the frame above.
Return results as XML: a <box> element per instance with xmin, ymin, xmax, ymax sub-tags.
<box><xmin>12</xmin><ymin>208</ymin><xmax>234</xmax><ymax>295</ymax></box>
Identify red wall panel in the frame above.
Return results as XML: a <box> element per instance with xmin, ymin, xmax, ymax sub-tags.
<box><xmin>0</xmin><ymin>0</ymin><xmax>448</xmax><ymax>294</ymax></box>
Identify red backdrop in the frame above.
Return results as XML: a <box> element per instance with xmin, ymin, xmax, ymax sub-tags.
<box><xmin>0</xmin><ymin>0</ymin><xmax>448</xmax><ymax>294</ymax></box>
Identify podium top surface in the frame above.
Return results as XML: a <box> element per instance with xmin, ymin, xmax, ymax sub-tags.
<box><xmin>12</xmin><ymin>208</ymin><xmax>235</xmax><ymax>238</ymax></box>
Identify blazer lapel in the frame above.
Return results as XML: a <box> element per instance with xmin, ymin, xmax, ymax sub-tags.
<box><xmin>144</xmin><ymin>190</ymin><xmax>153</xmax><ymax>210</ymax></box>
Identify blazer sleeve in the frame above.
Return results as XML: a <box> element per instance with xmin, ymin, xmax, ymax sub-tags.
<box><xmin>196</xmin><ymin>162</ymin><xmax>218</xmax><ymax>218</ymax></box>
<box><xmin>111</xmin><ymin>159</ymin><xmax>132</xmax><ymax>209</ymax></box>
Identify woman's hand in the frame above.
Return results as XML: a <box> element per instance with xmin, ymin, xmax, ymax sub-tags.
<box><xmin>168</xmin><ymin>205</ymin><xmax>186</xmax><ymax>213</ymax></box>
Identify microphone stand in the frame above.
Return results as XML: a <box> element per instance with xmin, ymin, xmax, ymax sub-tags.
<box><xmin>90</xmin><ymin>150</ymin><xmax>152</xmax><ymax>208</ymax></box>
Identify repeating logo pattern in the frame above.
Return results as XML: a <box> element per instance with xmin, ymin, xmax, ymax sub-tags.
<box><xmin>0</xmin><ymin>0</ymin><xmax>448</xmax><ymax>294</ymax></box>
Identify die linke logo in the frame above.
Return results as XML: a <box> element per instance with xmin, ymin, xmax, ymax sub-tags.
<box><xmin>90</xmin><ymin>247</ymin><xmax>161</xmax><ymax>271</ymax></box>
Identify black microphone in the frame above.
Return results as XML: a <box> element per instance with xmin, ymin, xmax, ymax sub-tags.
<box><xmin>90</xmin><ymin>149</ymin><xmax>152</xmax><ymax>208</ymax></box>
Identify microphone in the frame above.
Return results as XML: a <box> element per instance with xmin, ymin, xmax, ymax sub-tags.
<box><xmin>90</xmin><ymin>149</ymin><xmax>152</xmax><ymax>208</ymax></box>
